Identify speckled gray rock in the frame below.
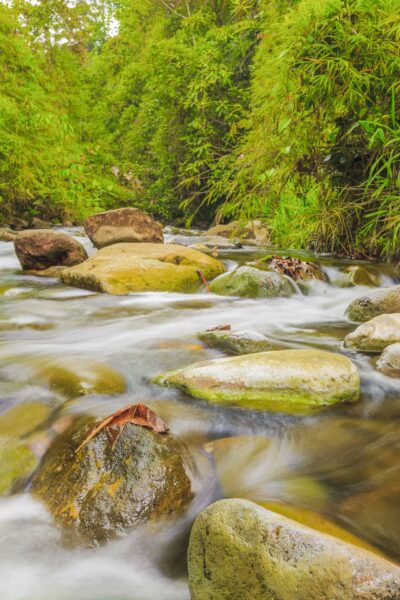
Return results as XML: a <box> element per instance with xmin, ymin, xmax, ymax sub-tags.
<box><xmin>377</xmin><ymin>342</ymin><xmax>400</xmax><ymax>375</ymax></box>
<box><xmin>209</xmin><ymin>266</ymin><xmax>295</xmax><ymax>298</ymax></box>
<box><xmin>188</xmin><ymin>499</ymin><xmax>400</xmax><ymax>600</ymax></box>
<box><xmin>14</xmin><ymin>230</ymin><xmax>88</xmax><ymax>271</ymax></box>
<box><xmin>198</xmin><ymin>329</ymin><xmax>272</xmax><ymax>355</ymax></box>
<box><xmin>346</xmin><ymin>285</ymin><xmax>400</xmax><ymax>322</ymax></box>
<box><xmin>344</xmin><ymin>314</ymin><xmax>400</xmax><ymax>353</ymax></box>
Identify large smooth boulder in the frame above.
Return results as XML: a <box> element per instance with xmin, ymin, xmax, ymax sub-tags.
<box><xmin>84</xmin><ymin>207</ymin><xmax>163</xmax><ymax>248</ymax></box>
<box><xmin>346</xmin><ymin>285</ymin><xmax>400</xmax><ymax>322</ymax></box>
<box><xmin>32</xmin><ymin>417</ymin><xmax>194</xmax><ymax>545</ymax></box>
<box><xmin>14</xmin><ymin>230</ymin><xmax>88</xmax><ymax>271</ymax></box>
<box><xmin>155</xmin><ymin>349</ymin><xmax>360</xmax><ymax>414</ymax></box>
<box><xmin>377</xmin><ymin>342</ymin><xmax>400</xmax><ymax>376</ymax></box>
<box><xmin>198</xmin><ymin>329</ymin><xmax>272</xmax><ymax>355</ymax></box>
<box><xmin>188</xmin><ymin>499</ymin><xmax>400</xmax><ymax>600</ymax></box>
<box><xmin>210</xmin><ymin>266</ymin><xmax>295</xmax><ymax>298</ymax></box>
<box><xmin>60</xmin><ymin>243</ymin><xmax>225</xmax><ymax>295</ymax></box>
<box><xmin>344</xmin><ymin>314</ymin><xmax>400</xmax><ymax>353</ymax></box>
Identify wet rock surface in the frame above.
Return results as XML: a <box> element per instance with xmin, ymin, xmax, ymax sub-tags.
<box><xmin>188</xmin><ymin>499</ymin><xmax>400</xmax><ymax>600</ymax></box>
<box><xmin>377</xmin><ymin>342</ymin><xmax>400</xmax><ymax>375</ymax></box>
<box><xmin>32</xmin><ymin>417</ymin><xmax>194</xmax><ymax>545</ymax></box>
<box><xmin>198</xmin><ymin>329</ymin><xmax>272</xmax><ymax>355</ymax></box>
<box><xmin>209</xmin><ymin>266</ymin><xmax>295</xmax><ymax>298</ymax></box>
<box><xmin>346</xmin><ymin>285</ymin><xmax>400</xmax><ymax>322</ymax></box>
<box><xmin>344</xmin><ymin>314</ymin><xmax>400</xmax><ymax>352</ymax></box>
<box><xmin>14</xmin><ymin>230</ymin><xmax>88</xmax><ymax>271</ymax></box>
<box><xmin>84</xmin><ymin>207</ymin><xmax>164</xmax><ymax>248</ymax></box>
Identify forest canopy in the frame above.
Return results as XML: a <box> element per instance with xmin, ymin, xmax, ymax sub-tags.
<box><xmin>0</xmin><ymin>0</ymin><xmax>399</xmax><ymax>257</ymax></box>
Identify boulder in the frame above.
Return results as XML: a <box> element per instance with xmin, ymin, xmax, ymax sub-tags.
<box><xmin>210</xmin><ymin>266</ymin><xmax>295</xmax><ymax>298</ymax></box>
<box><xmin>14</xmin><ymin>230</ymin><xmax>88</xmax><ymax>271</ymax></box>
<box><xmin>36</xmin><ymin>358</ymin><xmax>127</xmax><ymax>398</ymax></box>
<box><xmin>60</xmin><ymin>243</ymin><xmax>225</xmax><ymax>295</ymax></box>
<box><xmin>0</xmin><ymin>403</ymin><xmax>51</xmax><ymax>438</ymax></box>
<box><xmin>344</xmin><ymin>314</ymin><xmax>400</xmax><ymax>353</ymax></box>
<box><xmin>377</xmin><ymin>342</ymin><xmax>400</xmax><ymax>376</ymax></box>
<box><xmin>0</xmin><ymin>228</ymin><xmax>16</xmax><ymax>242</ymax></box>
<box><xmin>264</xmin><ymin>255</ymin><xmax>327</xmax><ymax>282</ymax></box>
<box><xmin>188</xmin><ymin>499</ymin><xmax>400</xmax><ymax>600</ymax></box>
<box><xmin>32</xmin><ymin>416</ymin><xmax>194</xmax><ymax>545</ymax></box>
<box><xmin>342</xmin><ymin>265</ymin><xmax>380</xmax><ymax>287</ymax></box>
<box><xmin>84</xmin><ymin>207</ymin><xmax>163</xmax><ymax>248</ymax></box>
<box><xmin>198</xmin><ymin>329</ymin><xmax>272</xmax><ymax>355</ymax></box>
<box><xmin>155</xmin><ymin>349</ymin><xmax>360</xmax><ymax>414</ymax></box>
<box><xmin>346</xmin><ymin>285</ymin><xmax>400</xmax><ymax>322</ymax></box>
<box><xmin>207</xmin><ymin>220</ymin><xmax>270</xmax><ymax>245</ymax></box>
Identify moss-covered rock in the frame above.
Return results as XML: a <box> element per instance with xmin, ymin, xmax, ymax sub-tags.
<box><xmin>346</xmin><ymin>285</ymin><xmax>400</xmax><ymax>322</ymax></box>
<box><xmin>209</xmin><ymin>266</ymin><xmax>295</xmax><ymax>298</ymax></box>
<box><xmin>0</xmin><ymin>437</ymin><xmax>37</xmax><ymax>495</ymax></box>
<box><xmin>377</xmin><ymin>342</ymin><xmax>400</xmax><ymax>376</ymax></box>
<box><xmin>155</xmin><ymin>349</ymin><xmax>360</xmax><ymax>414</ymax></box>
<box><xmin>342</xmin><ymin>265</ymin><xmax>380</xmax><ymax>287</ymax></box>
<box><xmin>60</xmin><ymin>243</ymin><xmax>225</xmax><ymax>295</ymax></box>
<box><xmin>32</xmin><ymin>417</ymin><xmax>194</xmax><ymax>545</ymax></box>
<box><xmin>0</xmin><ymin>402</ymin><xmax>50</xmax><ymax>438</ymax></box>
<box><xmin>36</xmin><ymin>358</ymin><xmax>127</xmax><ymax>398</ymax></box>
<box><xmin>198</xmin><ymin>329</ymin><xmax>272</xmax><ymax>355</ymax></box>
<box><xmin>188</xmin><ymin>499</ymin><xmax>400</xmax><ymax>600</ymax></box>
<box><xmin>344</xmin><ymin>314</ymin><xmax>400</xmax><ymax>353</ymax></box>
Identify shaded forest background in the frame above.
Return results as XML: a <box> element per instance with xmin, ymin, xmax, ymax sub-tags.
<box><xmin>0</xmin><ymin>0</ymin><xmax>399</xmax><ymax>257</ymax></box>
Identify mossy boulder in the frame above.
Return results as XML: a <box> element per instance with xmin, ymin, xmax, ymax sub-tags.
<box><xmin>346</xmin><ymin>285</ymin><xmax>400</xmax><ymax>322</ymax></box>
<box><xmin>188</xmin><ymin>499</ymin><xmax>400</xmax><ymax>600</ymax></box>
<box><xmin>32</xmin><ymin>417</ymin><xmax>194</xmax><ymax>545</ymax></box>
<box><xmin>209</xmin><ymin>266</ymin><xmax>295</xmax><ymax>298</ymax></box>
<box><xmin>0</xmin><ymin>437</ymin><xmax>37</xmax><ymax>495</ymax></box>
<box><xmin>198</xmin><ymin>329</ymin><xmax>272</xmax><ymax>355</ymax></box>
<box><xmin>155</xmin><ymin>349</ymin><xmax>360</xmax><ymax>414</ymax></box>
<box><xmin>0</xmin><ymin>402</ymin><xmax>51</xmax><ymax>438</ymax></box>
<box><xmin>344</xmin><ymin>314</ymin><xmax>400</xmax><ymax>353</ymax></box>
<box><xmin>377</xmin><ymin>342</ymin><xmax>400</xmax><ymax>376</ymax></box>
<box><xmin>60</xmin><ymin>243</ymin><xmax>225</xmax><ymax>295</ymax></box>
<box><xmin>342</xmin><ymin>265</ymin><xmax>380</xmax><ymax>287</ymax></box>
<box><xmin>36</xmin><ymin>358</ymin><xmax>127</xmax><ymax>398</ymax></box>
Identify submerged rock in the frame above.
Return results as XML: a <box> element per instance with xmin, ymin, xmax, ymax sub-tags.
<box><xmin>60</xmin><ymin>243</ymin><xmax>225</xmax><ymax>295</ymax></box>
<box><xmin>377</xmin><ymin>342</ymin><xmax>400</xmax><ymax>376</ymax></box>
<box><xmin>0</xmin><ymin>437</ymin><xmax>37</xmax><ymax>495</ymax></box>
<box><xmin>14</xmin><ymin>230</ymin><xmax>88</xmax><ymax>271</ymax></box>
<box><xmin>209</xmin><ymin>266</ymin><xmax>295</xmax><ymax>298</ymax></box>
<box><xmin>344</xmin><ymin>314</ymin><xmax>400</xmax><ymax>353</ymax></box>
<box><xmin>155</xmin><ymin>349</ymin><xmax>360</xmax><ymax>414</ymax></box>
<box><xmin>0</xmin><ymin>402</ymin><xmax>51</xmax><ymax>438</ymax></box>
<box><xmin>198</xmin><ymin>329</ymin><xmax>272</xmax><ymax>355</ymax></box>
<box><xmin>188</xmin><ymin>499</ymin><xmax>400</xmax><ymax>600</ymax></box>
<box><xmin>84</xmin><ymin>207</ymin><xmax>163</xmax><ymax>248</ymax></box>
<box><xmin>264</xmin><ymin>255</ymin><xmax>327</xmax><ymax>282</ymax></box>
<box><xmin>32</xmin><ymin>417</ymin><xmax>194</xmax><ymax>545</ymax></box>
<box><xmin>346</xmin><ymin>285</ymin><xmax>400</xmax><ymax>322</ymax></box>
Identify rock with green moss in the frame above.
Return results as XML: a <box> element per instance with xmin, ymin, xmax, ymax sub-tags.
<box><xmin>60</xmin><ymin>243</ymin><xmax>225</xmax><ymax>295</ymax></box>
<box><xmin>341</xmin><ymin>265</ymin><xmax>380</xmax><ymax>287</ymax></box>
<box><xmin>188</xmin><ymin>499</ymin><xmax>400</xmax><ymax>600</ymax></box>
<box><xmin>0</xmin><ymin>402</ymin><xmax>50</xmax><ymax>438</ymax></box>
<box><xmin>32</xmin><ymin>417</ymin><xmax>194</xmax><ymax>545</ymax></box>
<box><xmin>209</xmin><ymin>266</ymin><xmax>295</xmax><ymax>298</ymax></box>
<box><xmin>0</xmin><ymin>437</ymin><xmax>38</xmax><ymax>495</ymax></box>
<box><xmin>377</xmin><ymin>342</ymin><xmax>400</xmax><ymax>376</ymax></box>
<box><xmin>198</xmin><ymin>329</ymin><xmax>272</xmax><ymax>355</ymax></box>
<box><xmin>36</xmin><ymin>358</ymin><xmax>127</xmax><ymax>398</ymax></box>
<box><xmin>155</xmin><ymin>349</ymin><xmax>360</xmax><ymax>414</ymax></box>
<box><xmin>346</xmin><ymin>285</ymin><xmax>400</xmax><ymax>322</ymax></box>
<box><xmin>344</xmin><ymin>314</ymin><xmax>400</xmax><ymax>353</ymax></box>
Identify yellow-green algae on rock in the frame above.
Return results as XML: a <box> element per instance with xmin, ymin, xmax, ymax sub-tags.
<box><xmin>60</xmin><ymin>243</ymin><xmax>225</xmax><ymax>295</ymax></box>
<box><xmin>0</xmin><ymin>437</ymin><xmax>37</xmax><ymax>495</ymax></box>
<box><xmin>155</xmin><ymin>349</ymin><xmax>360</xmax><ymax>414</ymax></box>
<box><xmin>0</xmin><ymin>402</ymin><xmax>50</xmax><ymax>438</ymax></box>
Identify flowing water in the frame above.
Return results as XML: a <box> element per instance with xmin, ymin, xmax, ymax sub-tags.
<box><xmin>0</xmin><ymin>228</ymin><xmax>399</xmax><ymax>599</ymax></box>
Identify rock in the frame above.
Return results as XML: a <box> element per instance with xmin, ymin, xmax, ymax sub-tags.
<box><xmin>36</xmin><ymin>358</ymin><xmax>127</xmax><ymax>398</ymax></box>
<box><xmin>264</xmin><ymin>255</ymin><xmax>327</xmax><ymax>282</ymax></box>
<box><xmin>210</xmin><ymin>266</ymin><xmax>295</xmax><ymax>298</ymax></box>
<box><xmin>0</xmin><ymin>437</ymin><xmax>37</xmax><ymax>495</ymax></box>
<box><xmin>32</xmin><ymin>417</ymin><xmax>194</xmax><ymax>545</ymax></box>
<box><xmin>188</xmin><ymin>499</ymin><xmax>400</xmax><ymax>600</ymax></box>
<box><xmin>84</xmin><ymin>207</ymin><xmax>164</xmax><ymax>248</ymax></box>
<box><xmin>155</xmin><ymin>349</ymin><xmax>360</xmax><ymax>414</ymax></box>
<box><xmin>30</xmin><ymin>217</ymin><xmax>51</xmax><ymax>229</ymax></box>
<box><xmin>60</xmin><ymin>243</ymin><xmax>225</xmax><ymax>295</ymax></box>
<box><xmin>344</xmin><ymin>314</ymin><xmax>400</xmax><ymax>353</ymax></box>
<box><xmin>343</xmin><ymin>265</ymin><xmax>380</xmax><ymax>287</ymax></box>
<box><xmin>377</xmin><ymin>342</ymin><xmax>400</xmax><ymax>376</ymax></box>
<box><xmin>346</xmin><ymin>285</ymin><xmax>400</xmax><ymax>322</ymax></box>
<box><xmin>198</xmin><ymin>329</ymin><xmax>272</xmax><ymax>355</ymax></box>
<box><xmin>25</xmin><ymin>266</ymin><xmax>66</xmax><ymax>278</ymax></box>
<box><xmin>0</xmin><ymin>403</ymin><xmax>50</xmax><ymax>438</ymax></box>
<box><xmin>207</xmin><ymin>220</ymin><xmax>270</xmax><ymax>245</ymax></box>
<box><xmin>0</xmin><ymin>228</ymin><xmax>16</xmax><ymax>242</ymax></box>
<box><xmin>14</xmin><ymin>230</ymin><xmax>88</xmax><ymax>271</ymax></box>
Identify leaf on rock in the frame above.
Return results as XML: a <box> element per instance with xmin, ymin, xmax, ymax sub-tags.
<box><xmin>75</xmin><ymin>403</ymin><xmax>169</xmax><ymax>453</ymax></box>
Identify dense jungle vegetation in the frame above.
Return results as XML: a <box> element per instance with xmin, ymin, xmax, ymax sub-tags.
<box><xmin>1</xmin><ymin>0</ymin><xmax>399</xmax><ymax>257</ymax></box>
